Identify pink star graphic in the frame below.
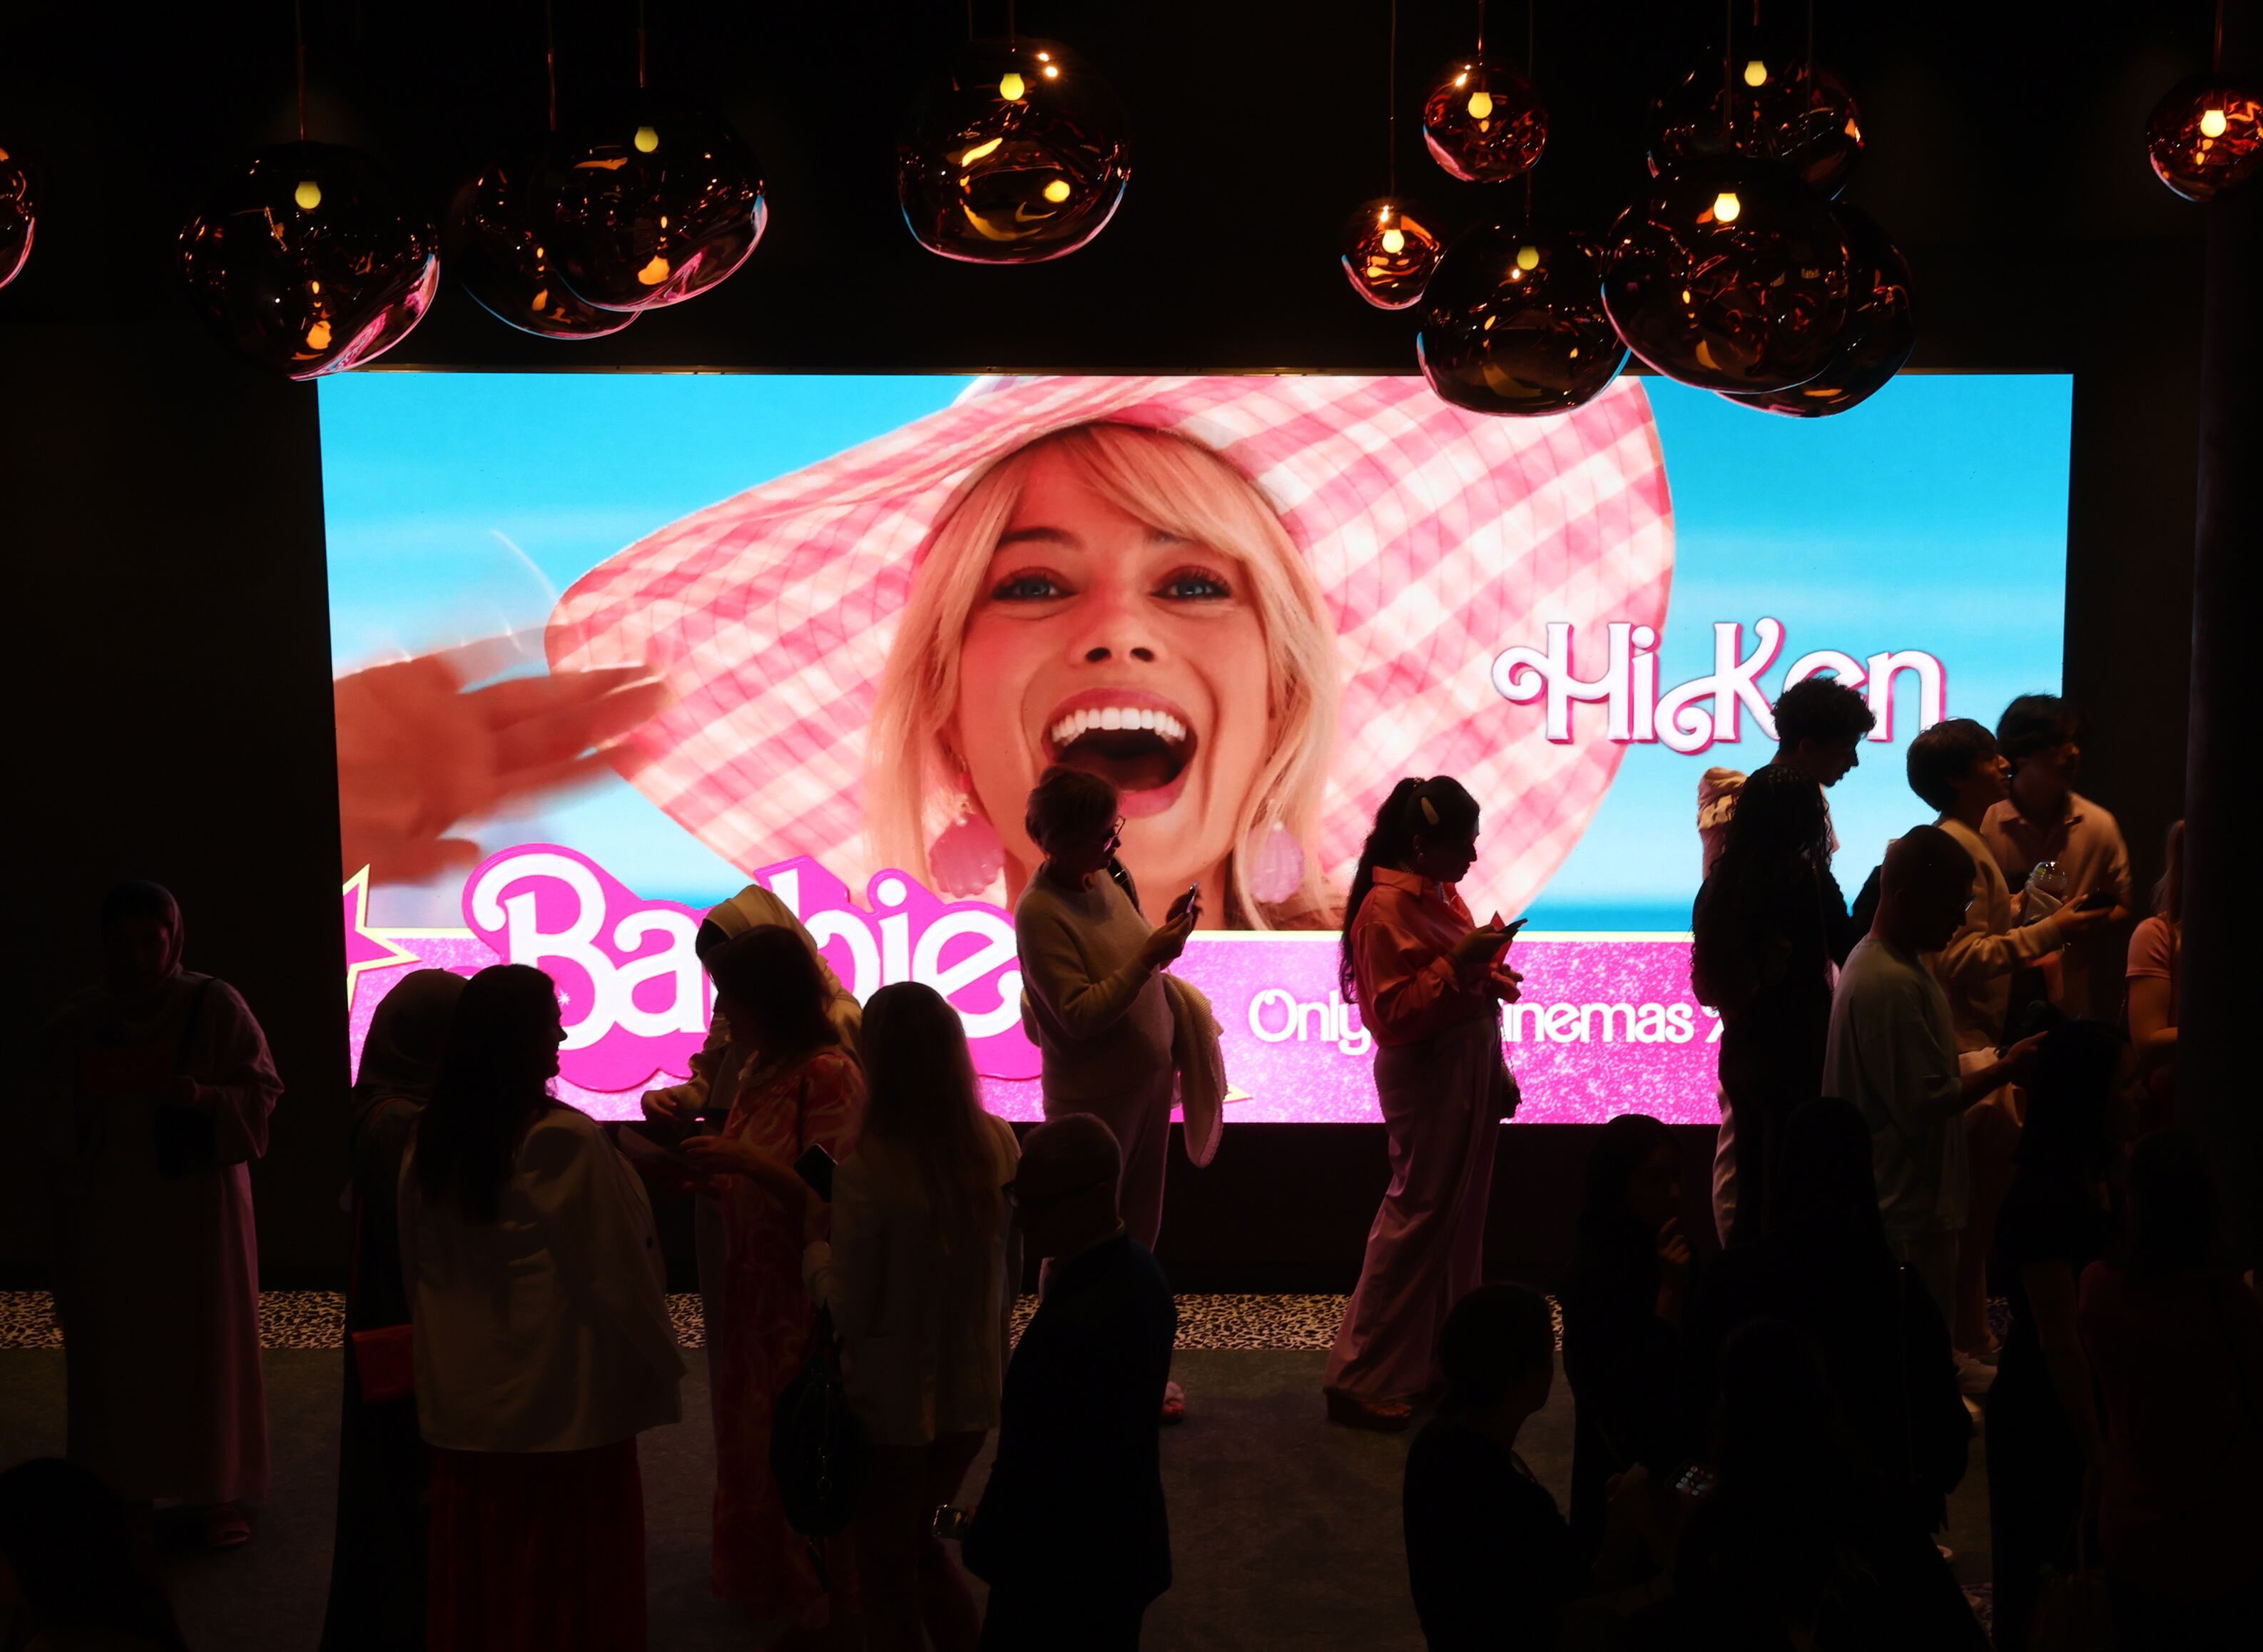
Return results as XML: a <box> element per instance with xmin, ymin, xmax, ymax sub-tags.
<box><xmin>343</xmin><ymin>867</ymin><xmax>422</xmax><ymax>1008</ymax></box>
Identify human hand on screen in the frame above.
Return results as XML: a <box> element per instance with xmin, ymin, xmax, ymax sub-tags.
<box><xmin>332</xmin><ymin>635</ymin><xmax>670</xmax><ymax>884</ymax></box>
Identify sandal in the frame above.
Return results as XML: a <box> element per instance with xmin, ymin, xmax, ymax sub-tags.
<box><xmin>1160</xmin><ymin>1380</ymin><xmax>1186</xmax><ymax>1425</ymax></box>
<box><xmin>1325</xmin><ymin>1389</ymin><xmax>1413</xmax><ymax>1432</ymax></box>
<box><xmin>201</xmin><ymin>1505</ymin><xmax>252</xmax><ymax>1549</ymax></box>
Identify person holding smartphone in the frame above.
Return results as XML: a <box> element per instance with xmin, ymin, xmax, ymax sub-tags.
<box><xmin>1323</xmin><ymin>777</ymin><xmax>1522</xmax><ymax>1432</ymax></box>
<box><xmin>1013</xmin><ymin>766</ymin><xmax>1199</xmax><ymax>1421</ymax></box>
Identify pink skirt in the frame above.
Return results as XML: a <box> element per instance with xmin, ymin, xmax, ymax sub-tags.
<box><xmin>427</xmin><ymin>1438</ymin><xmax>646</xmax><ymax>1652</ymax></box>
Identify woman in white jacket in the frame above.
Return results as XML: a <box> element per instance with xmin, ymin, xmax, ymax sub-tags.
<box><xmin>804</xmin><ymin>981</ymin><xmax>1020</xmax><ymax>1652</ymax></box>
<box><xmin>400</xmin><ymin>964</ymin><xmax>683</xmax><ymax>1652</ymax></box>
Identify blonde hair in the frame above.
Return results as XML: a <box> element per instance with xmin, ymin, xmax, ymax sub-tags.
<box><xmin>865</xmin><ymin>422</ymin><xmax>1339</xmax><ymax>928</ymax></box>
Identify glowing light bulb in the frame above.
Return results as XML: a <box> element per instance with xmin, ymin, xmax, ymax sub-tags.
<box><xmin>1515</xmin><ymin>244</ymin><xmax>1540</xmax><ymax>270</ymax></box>
<box><xmin>1042</xmin><ymin>178</ymin><xmax>1072</xmax><ymax>203</ymax></box>
<box><xmin>2201</xmin><ymin>107</ymin><xmax>2229</xmax><ymax>138</ymax></box>
<box><xmin>294</xmin><ymin>178</ymin><xmax>322</xmax><ymax>210</ymax></box>
<box><xmin>1000</xmin><ymin>72</ymin><xmax>1027</xmax><ymax>101</ymax></box>
<box><xmin>1743</xmin><ymin>59</ymin><xmax>1769</xmax><ymax>88</ymax></box>
<box><xmin>634</xmin><ymin>125</ymin><xmax>659</xmax><ymax>153</ymax></box>
<box><xmin>1468</xmin><ymin>90</ymin><xmax>1495</xmax><ymax>120</ymax></box>
<box><xmin>1044</xmin><ymin>65</ymin><xmax>1059</xmax><ymax>78</ymax></box>
<box><xmin>1712</xmin><ymin>190</ymin><xmax>1742</xmax><ymax>223</ymax></box>
<box><xmin>1381</xmin><ymin>227</ymin><xmax>1406</xmax><ymax>254</ymax></box>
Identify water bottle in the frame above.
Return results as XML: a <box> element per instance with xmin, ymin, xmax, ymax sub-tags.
<box><xmin>2020</xmin><ymin>860</ymin><xmax>2069</xmax><ymax>926</ymax></box>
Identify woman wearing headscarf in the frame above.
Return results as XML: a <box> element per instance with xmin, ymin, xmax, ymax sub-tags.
<box><xmin>636</xmin><ymin>883</ymin><xmax>860</xmax><ymax>1409</ymax></box>
<box><xmin>39</xmin><ymin>881</ymin><xmax>283</xmax><ymax>1548</ymax></box>
<box><xmin>320</xmin><ymin>967</ymin><xmax>467</xmax><ymax>1652</ymax></box>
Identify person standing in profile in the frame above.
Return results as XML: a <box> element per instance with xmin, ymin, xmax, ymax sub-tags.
<box><xmin>1981</xmin><ymin>694</ymin><xmax>2133</xmax><ymax>1023</ymax></box>
<box><xmin>964</xmin><ymin>1114</ymin><xmax>1177</xmax><ymax>1652</ymax></box>
<box><xmin>40</xmin><ymin>880</ymin><xmax>283</xmax><ymax>1550</ymax></box>
<box><xmin>1324</xmin><ymin>777</ymin><xmax>1517</xmax><ymax>1432</ymax></box>
<box><xmin>1693</xmin><ymin>678</ymin><xmax>1873</xmax><ymax>1244</ymax></box>
<box><xmin>1012</xmin><ymin>765</ymin><xmax>1199</xmax><ymax>1420</ymax></box>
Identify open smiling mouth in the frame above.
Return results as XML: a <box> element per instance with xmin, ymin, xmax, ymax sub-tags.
<box><xmin>1043</xmin><ymin>697</ymin><xmax>1201</xmax><ymax>817</ymax></box>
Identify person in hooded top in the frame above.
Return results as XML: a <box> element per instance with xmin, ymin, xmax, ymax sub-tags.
<box><xmin>40</xmin><ymin>881</ymin><xmax>283</xmax><ymax>1549</ymax></box>
<box><xmin>320</xmin><ymin>967</ymin><xmax>467</xmax><ymax>1652</ymax></box>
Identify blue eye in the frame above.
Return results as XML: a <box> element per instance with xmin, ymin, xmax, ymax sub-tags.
<box><xmin>991</xmin><ymin>569</ymin><xmax>1069</xmax><ymax>601</ymax></box>
<box><xmin>1157</xmin><ymin>566</ymin><xmax>1234</xmax><ymax>601</ymax></box>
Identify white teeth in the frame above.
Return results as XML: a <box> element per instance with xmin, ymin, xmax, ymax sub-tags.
<box><xmin>1049</xmin><ymin>708</ymin><xmax>1190</xmax><ymax>748</ymax></box>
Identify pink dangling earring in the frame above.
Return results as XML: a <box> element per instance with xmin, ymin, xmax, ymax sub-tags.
<box><xmin>929</xmin><ymin>802</ymin><xmax>1005</xmax><ymax>897</ymax></box>
<box><xmin>1244</xmin><ymin>821</ymin><xmax>1308</xmax><ymax>906</ymax></box>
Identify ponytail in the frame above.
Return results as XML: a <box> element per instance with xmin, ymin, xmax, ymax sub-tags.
<box><xmin>1338</xmin><ymin>775</ymin><xmax>1480</xmax><ymax>1002</ymax></box>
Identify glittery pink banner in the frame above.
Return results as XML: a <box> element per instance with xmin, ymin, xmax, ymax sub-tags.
<box><xmin>345</xmin><ymin>847</ymin><xmax>1719</xmax><ymax>1126</ymax></box>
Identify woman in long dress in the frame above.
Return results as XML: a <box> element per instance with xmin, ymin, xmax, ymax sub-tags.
<box><xmin>400</xmin><ymin>964</ymin><xmax>683</xmax><ymax>1652</ymax></box>
<box><xmin>321</xmin><ymin>967</ymin><xmax>466</xmax><ymax>1652</ymax></box>
<box><xmin>1324</xmin><ymin>777</ymin><xmax>1516</xmax><ymax>1432</ymax></box>
<box><xmin>42</xmin><ymin>880</ymin><xmax>283</xmax><ymax>1546</ymax></box>
<box><xmin>678</xmin><ymin>927</ymin><xmax>868</xmax><ymax>1643</ymax></box>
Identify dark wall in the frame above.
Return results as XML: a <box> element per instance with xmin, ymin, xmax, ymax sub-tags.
<box><xmin>1</xmin><ymin>2</ymin><xmax>2214</xmax><ymax>1284</ymax></box>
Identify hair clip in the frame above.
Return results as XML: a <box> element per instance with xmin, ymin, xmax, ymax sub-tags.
<box><xmin>1419</xmin><ymin>795</ymin><xmax>1440</xmax><ymax>827</ymax></box>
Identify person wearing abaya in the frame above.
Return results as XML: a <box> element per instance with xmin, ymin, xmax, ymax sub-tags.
<box><xmin>40</xmin><ymin>881</ymin><xmax>283</xmax><ymax>1549</ymax></box>
<box><xmin>1560</xmin><ymin>1114</ymin><xmax>1696</xmax><ymax>1566</ymax></box>
<box><xmin>320</xmin><ymin>968</ymin><xmax>467</xmax><ymax>1652</ymax></box>
<box><xmin>1686</xmin><ymin>1098</ymin><xmax>1970</xmax><ymax>1541</ymax></box>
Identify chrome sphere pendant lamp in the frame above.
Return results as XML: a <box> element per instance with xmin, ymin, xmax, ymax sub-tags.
<box><xmin>534</xmin><ymin>0</ymin><xmax>768</xmax><ymax>312</ymax></box>
<box><xmin>447</xmin><ymin>1</ymin><xmax>639</xmax><ymax>338</ymax></box>
<box><xmin>1340</xmin><ymin>1</ymin><xmax>1444</xmax><ymax>310</ymax></box>
<box><xmin>2147</xmin><ymin>1</ymin><xmax>2263</xmax><ymax>202</ymax></box>
<box><xmin>177</xmin><ymin>1</ymin><xmax>440</xmax><ymax>377</ymax></box>
<box><xmin>0</xmin><ymin>138</ymin><xmax>36</xmax><ymax>292</ymax></box>
<box><xmin>1422</xmin><ymin>0</ymin><xmax>1547</xmax><ymax>183</ymax></box>
<box><xmin>1649</xmin><ymin>0</ymin><xmax>1861</xmax><ymax>197</ymax></box>
<box><xmin>1418</xmin><ymin>9</ymin><xmax>1625</xmax><ymax>415</ymax></box>
<box><xmin>897</xmin><ymin>1</ymin><xmax>1132</xmax><ymax>263</ymax></box>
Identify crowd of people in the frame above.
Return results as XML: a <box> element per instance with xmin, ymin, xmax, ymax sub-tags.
<box><xmin>11</xmin><ymin>685</ymin><xmax>2260</xmax><ymax>1652</ymax></box>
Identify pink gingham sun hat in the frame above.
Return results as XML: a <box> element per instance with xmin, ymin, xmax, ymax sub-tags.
<box><xmin>545</xmin><ymin>374</ymin><xmax>1674</xmax><ymax>922</ymax></box>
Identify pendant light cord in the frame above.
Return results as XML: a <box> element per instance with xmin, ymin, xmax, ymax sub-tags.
<box><xmin>1387</xmin><ymin>0</ymin><xmax>1398</xmax><ymax>195</ymax></box>
<box><xmin>1524</xmin><ymin>0</ymin><xmax>1537</xmax><ymax>223</ymax></box>
<box><xmin>545</xmin><ymin>0</ymin><xmax>559</xmax><ymax>131</ymax></box>
<box><xmin>294</xmin><ymin>0</ymin><xmax>308</xmax><ymax>143</ymax></box>
<box><xmin>1721</xmin><ymin>0</ymin><xmax>1735</xmax><ymax>142</ymax></box>
<box><xmin>1478</xmin><ymin>0</ymin><xmax>1488</xmax><ymax>55</ymax></box>
<box><xmin>637</xmin><ymin>0</ymin><xmax>649</xmax><ymax>92</ymax></box>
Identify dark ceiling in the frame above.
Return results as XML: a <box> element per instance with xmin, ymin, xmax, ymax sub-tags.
<box><xmin>0</xmin><ymin>1</ymin><xmax>2227</xmax><ymax>370</ymax></box>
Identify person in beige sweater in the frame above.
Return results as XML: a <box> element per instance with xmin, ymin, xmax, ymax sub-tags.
<box><xmin>1014</xmin><ymin>767</ymin><xmax>1197</xmax><ymax>1419</ymax></box>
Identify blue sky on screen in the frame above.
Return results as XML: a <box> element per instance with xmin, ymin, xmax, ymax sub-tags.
<box><xmin>319</xmin><ymin>371</ymin><xmax>2072</xmax><ymax>928</ymax></box>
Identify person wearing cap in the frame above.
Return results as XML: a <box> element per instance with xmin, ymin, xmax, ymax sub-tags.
<box><xmin>962</xmin><ymin>1115</ymin><xmax>1177</xmax><ymax>1651</ymax></box>
<box><xmin>39</xmin><ymin>881</ymin><xmax>283</xmax><ymax>1550</ymax></box>
<box><xmin>328</xmin><ymin>376</ymin><xmax>1674</xmax><ymax>949</ymax></box>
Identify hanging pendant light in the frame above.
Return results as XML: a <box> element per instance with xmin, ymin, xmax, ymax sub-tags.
<box><xmin>1719</xmin><ymin>203</ymin><xmax>1912</xmax><ymax>416</ymax></box>
<box><xmin>177</xmin><ymin>6</ymin><xmax>438</xmax><ymax>377</ymax></box>
<box><xmin>1649</xmin><ymin>4</ymin><xmax>1861</xmax><ymax>198</ymax></box>
<box><xmin>447</xmin><ymin>2</ymin><xmax>638</xmax><ymax>337</ymax></box>
<box><xmin>1421</xmin><ymin>1</ymin><xmax>1547</xmax><ymax>183</ymax></box>
<box><xmin>1418</xmin><ymin>225</ymin><xmax>1626</xmax><ymax>415</ymax></box>
<box><xmin>534</xmin><ymin>3</ymin><xmax>767</xmax><ymax>311</ymax></box>
<box><xmin>0</xmin><ymin>139</ymin><xmax>35</xmax><ymax>292</ymax></box>
<box><xmin>1340</xmin><ymin>2</ymin><xmax>1443</xmax><ymax>309</ymax></box>
<box><xmin>2147</xmin><ymin>4</ymin><xmax>2262</xmax><ymax>201</ymax></box>
<box><xmin>898</xmin><ymin>6</ymin><xmax>1131</xmax><ymax>264</ymax></box>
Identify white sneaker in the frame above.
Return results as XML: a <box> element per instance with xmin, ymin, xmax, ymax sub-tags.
<box><xmin>1954</xmin><ymin>1350</ymin><xmax>1998</xmax><ymax>1396</ymax></box>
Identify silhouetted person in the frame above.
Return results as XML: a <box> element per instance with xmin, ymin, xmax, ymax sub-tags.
<box><xmin>1823</xmin><ymin>827</ymin><xmax>2040</xmax><ymax>1321</ymax></box>
<box><xmin>322</xmin><ymin>968</ymin><xmax>465</xmax><ymax>1652</ymax></box>
<box><xmin>1985</xmin><ymin>1020</ymin><xmax>2122</xmax><ymax>1652</ymax></box>
<box><xmin>39</xmin><ymin>882</ymin><xmax>283</xmax><ymax>1549</ymax></box>
<box><xmin>2081</xmin><ymin>1132</ymin><xmax>2263</xmax><ymax>1647</ymax></box>
<box><xmin>1560</xmin><ymin>1115</ymin><xmax>1694</xmax><ymax>1565</ymax></box>
<box><xmin>965</xmin><ymin>1116</ymin><xmax>1176</xmax><ymax>1651</ymax></box>
<box><xmin>1692</xmin><ymin>764</ymin><xmax>1841</xmax><ymax>1243</ymax></box>
<box><xmin>1980</xmin><ymin>694</ymin><xmax>2132</xmax><ymax>1023</ymax></box>
<box><xmin>1327</xmin><ymin>777</ymin><xmax>1518</xmax><ymax>1430</ymax></box>
<box><xmin>1687</xmin><ymin>1099</ymin><xmax>1970</xmax><ymax>1541</ymax></box>
<box><xmin>0</xmin><ymin>1457</ymin><xmax>188</xmax><ymax>1652</ymax></box>
<box><xmin>400</xmin><ymin>964</ymin><xmax>683</xmax><ymax>1652</ymax></box>
<box><xmin>2123</xmin><ymin>820</ymin><xmax>2183</xmax><ymax>1131</ymax></box>
<box><xmin>1693</xmin><ymin>677</ymin><xmax>1873</xmax><ymax>1242</ymax></box>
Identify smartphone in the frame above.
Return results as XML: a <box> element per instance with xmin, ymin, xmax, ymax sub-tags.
<box><xmin>931</xmin><ymin>1504</ymin><xmax>974</xmax><ymax>1541</ymax></box>
<box><xmin>1175</xmin><ymin>882</ymin><xmax>1201</xmax><ymax>919</ymax></box>
<box><xmin>794</xmin><ymin>1143</ymin><xmax>836</xmax><ymax>1202</ymax></box>
<box><xmin>2076</xmin><ymin>887</ymin><xmax>2115</xmax><ymax>910</ymax></box>
<box><xmin>1671</xmin><ymin>1462</ymin><xmax>1719</xmax><ymax>1499</ymax></box>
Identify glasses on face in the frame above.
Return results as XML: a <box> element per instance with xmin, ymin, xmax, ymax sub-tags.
<box><xmin>1002</xmin><ymin>1173</ymin><xmax>1112</xmax><ymax>1215</ymax></box>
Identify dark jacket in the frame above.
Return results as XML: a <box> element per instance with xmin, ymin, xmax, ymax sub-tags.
<box><xmin>1403</xmin><ymin>1417</ymin><xmax>1581</xmax><ymax>1650</ymax></box>
<box><xmin>964</xmin><ymin>1233</ymin><xmax>1176</xmax><ymax>1606</ymax></box>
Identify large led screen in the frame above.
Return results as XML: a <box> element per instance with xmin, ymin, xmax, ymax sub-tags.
<box><xmin>321</xmin><ymin>372</ymin><xmax>2073</xmax><ymax>1124</ymax></box>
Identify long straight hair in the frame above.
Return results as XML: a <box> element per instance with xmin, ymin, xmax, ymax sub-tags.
<box><xmin>414</xmin><ymin>964</ymin><xmax>559</xmax><ymax>1224</ymax></box>
<box><xmin>859</xmin><ymin>981</ymin><xmax>1001</xmax><ymax>1253</ymax></box>
<box><xmin>1338</xmin><ymin>775</ymin><xmax>1480</xmax><ymax>1001</ymax></box>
